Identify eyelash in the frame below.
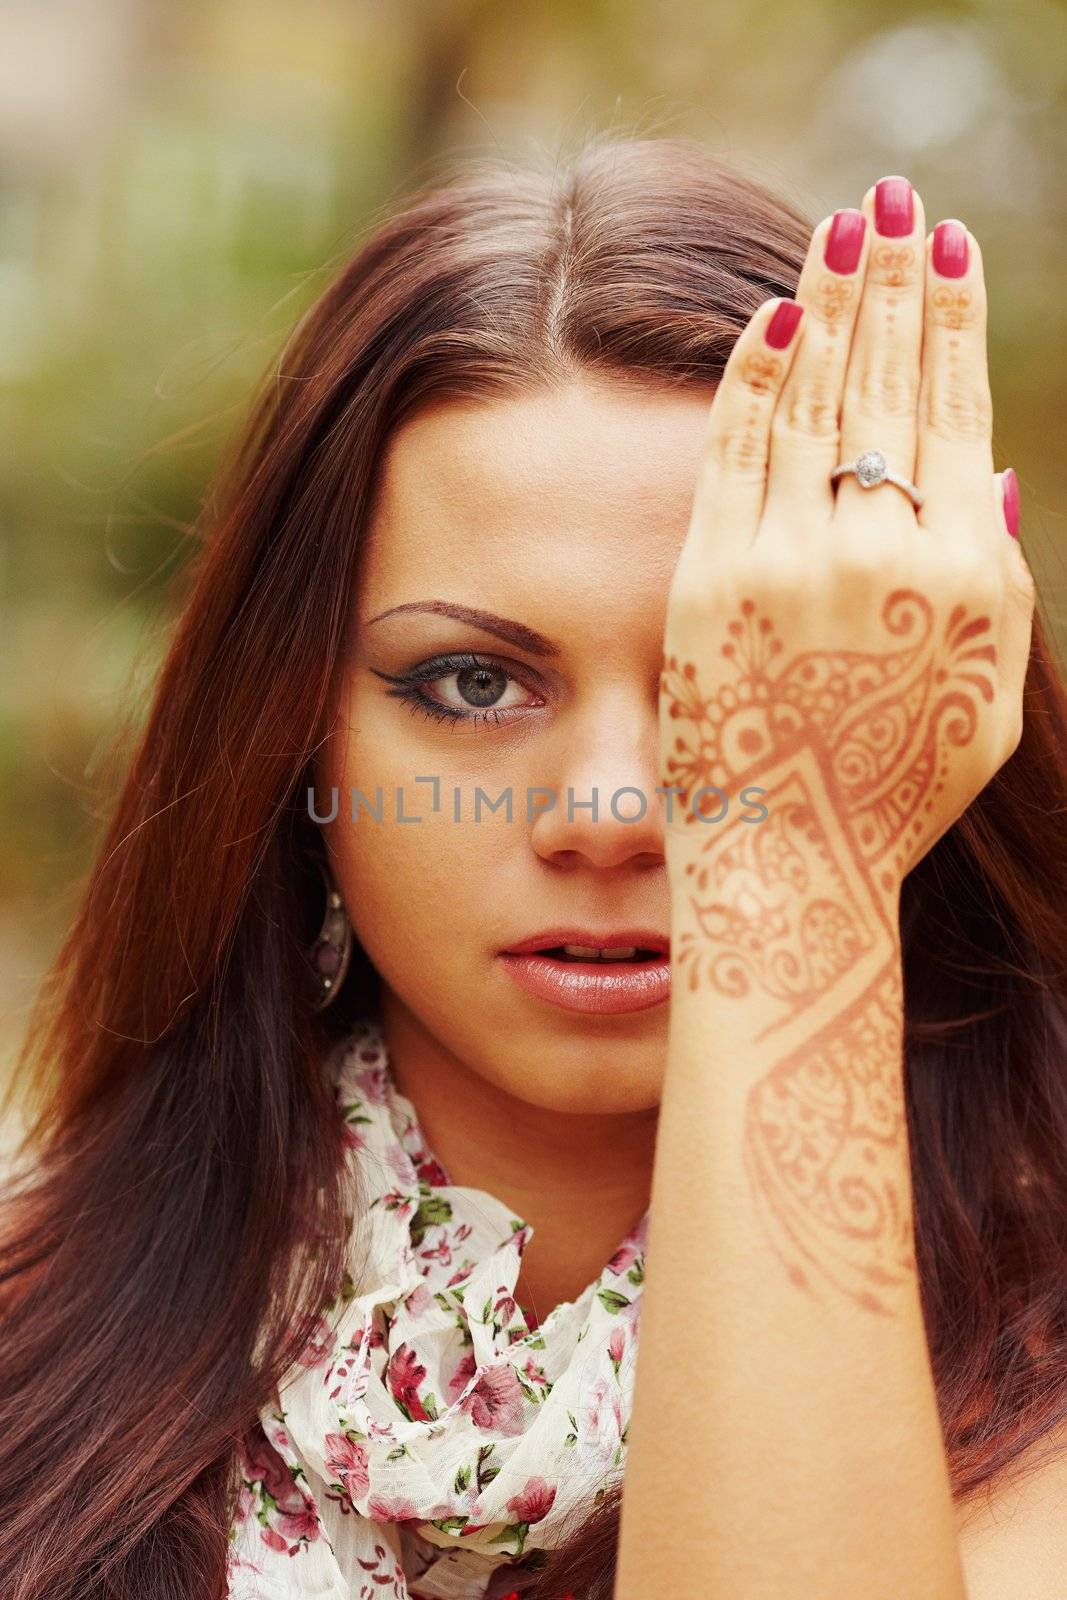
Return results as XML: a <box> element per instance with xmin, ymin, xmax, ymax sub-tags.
<box><xmin>371</xmin><ymin>652</ymin><xmax>543</xmax><ymax>728</ymax></box>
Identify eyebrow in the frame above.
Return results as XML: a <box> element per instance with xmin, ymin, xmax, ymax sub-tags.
<box><xmin>364</xmin><ymin>600</ymin><xmax>561</xmax><ymax>659</ymax></box>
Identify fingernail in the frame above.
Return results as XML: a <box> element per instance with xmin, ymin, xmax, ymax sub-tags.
<box><xmin>875</xmin><ymin>176</ymin><xmax>914</xmax><ymax>237</ymax></box>
<box><xmin>765</xmin><ymin>300</ymin><xmax>804</xmax><ymax>349</ymax></box>
<box><xmin>933</xmin><ymin>220</ymin><xmax>969</xmax><ymax>278</ymax></box>
<box><xmin>1002</xmin><ymin>468</ymin><xmax>1020</xmax><ymax>538</ymax></box>
<box><xmin>824</xmin><ymin>209</ymin><xmax>867</xmax><ymax>274</ymax></box>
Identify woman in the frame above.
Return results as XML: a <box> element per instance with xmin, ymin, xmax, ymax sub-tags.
<box><xmin>1</xmin><ymin>134</ymin><xmax>1066</xmax><ymax>1600</ymax></box>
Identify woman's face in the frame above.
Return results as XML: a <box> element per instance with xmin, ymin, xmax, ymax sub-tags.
<box><xmin>316</xmin><ymin>376</ymin><xmax>714</xmax><ymax>1114</ymax></box>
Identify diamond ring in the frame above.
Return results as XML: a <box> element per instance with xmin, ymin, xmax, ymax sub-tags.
<box><xmin>830</xmin><ymin>449</ymin><xmax>923</xmax><ymax>510</ymax></box>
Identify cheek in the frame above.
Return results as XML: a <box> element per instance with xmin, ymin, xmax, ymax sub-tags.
<box><xmin>340</xmin><ymin>811</ymin><xmax>479</xmax><ymax>964</ymax></box>
<box><xmin>320</xmin><ymin>701</ymin><xmax>500</xmax><ymax>1008</ymax></box>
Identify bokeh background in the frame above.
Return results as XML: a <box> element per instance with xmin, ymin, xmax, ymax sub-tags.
<box><xmin>2</xmin><ymin>0</ymin><xmax>1066</xmax><ymax>1078</ymax></box>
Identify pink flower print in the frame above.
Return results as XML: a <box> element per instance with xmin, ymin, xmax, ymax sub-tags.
<box><xmin>447</xmin><ymin>1351</ymin><xmax>478</xmax><ymax>1403</ymax></box>
<box><xmin>239</xmin><ymin>1430</ymin><xmax>304</xmax><ymax>1512</ymax></box>
<box><xmin>261</xmin><ymin>1528</ymin><xmax>288</xmax><ymax>1553</ymax></box>
<box><xmin>233</xmin><ymin>1482</ymin><xmax>254</xmax><ymax>1524</ymax></box>
<box><xmin>417</xmin><ymin>1154</ymin><xmax>450</xmax><ymax>1185</ymax></box>
<box><xmin>276</xmin><ymin>1505</ymin><xmax>321</xmax><ymax>1544</ymax></box>
<box><xmin>521</xmin><ymin>1355</ymin><xmax>549</xmax><ymax>1391</ymax></box>
<box><xmin>608</xmin><ymin>1327</ymin><xmax>625</xmax><ymax>1367</ymax></box>
<box><xmin>354</xmin><ymin>1062</ymin><xmax>388</xmax><ymax>1103</ymax></box>
<box><xmin>506</xmin><ymin>1477</ymin><xmax>557</xmax><ymax>1525</ymax></box>
<box><xmin>419</xmin><ymin>1238</ymin><xmax>454</xmax><ymax>1267</ymax></box>
<box><xmin>494</xmin><ymin>1292</ymin><xmax>519</xmax><ymax>1324</ymax></box>
<box><xmin>296</xmin><ymin>1315</ymin><xmax>336</xmax><ymax>1370</ymax></box>
<box><xmin>324</xmin><ymin>1432</ymin><xmax>370</xmax><ymax>1503</ymax></box>
<box><xmin>387</xmin><ymin>1342</ymin><xmax>433</xmax><ymax>1422</ymax></box>
<box><xmin>404</xmin><ymin>1282</ymin><xmax>433</xmax><ymax>1319</ymax></box>
<box><xmin>380</xmin><ymin>1186</ymin><xmax>416</xmax><ymax>1217</ymax></box>
<box><xmin>619</xmin><ymin>1294</ymin><xmax>642</xmax><ymax>1343</ymax></box>
<box><xmin>578</xmin><ymin>1376</ymin><xmax>624</xmax><ymax>1464</ymax></box>
<box><xmin>367</xmin><ymin>1494</ymin><xmax>418</xmax><ymax>1522</ymax></box>
<box><xmin>461</xmin><ymin>1363</ymin><xmax>525</xmax><ymax>1436</ymax></box>
<box><xmin>342</xmin><ymin>1122</ymin><xmax>366</xmax><ymax>1152</ymax></box>
<box><xmin>422</xmin><ymin>1478</ymin><xmax>481</xmax><ymax>1526</ymax></box>
<box><xmin>387</xmin><ymin>1143</ymin><xmax>417</xmax><ymax>1184</ymax></box>
<box><xmin>607</xmin><ymin>1239</ymin><xmax>640</xmax><ymax>1275</ymax></box>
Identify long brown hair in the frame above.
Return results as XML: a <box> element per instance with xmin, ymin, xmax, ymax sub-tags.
<box><xmin>2</xmin><ymin>134</ymin><xmax>1067</xmax><ymax>1600</ymax></box>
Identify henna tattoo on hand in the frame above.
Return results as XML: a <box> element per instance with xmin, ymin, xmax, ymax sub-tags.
<box><xmin>673</xmin><ymin>777</ymin><xmax>882</xmax><ymax>1031</ymax></box>
<box><xmin>744</xmin><ymin>957</ymin><xmax>913</xmax><ymax>1315</ymax></box>
<box><xmin>869</xmin><ymin>242</ymin><xmax>917</xmax><ymax>290</ymax></box>
<box><xmin>659</xmin><ymin>588</ymin><xmax>997</xmax><ymax>1310</ymax></box>
<box><xmin>929</xmin><ymin>284</ymin><xmax>976</xmax><ymax>332</ymax></box>
<box><xmin>739</xmin><ymin>351</ymin><xmax>785</xmax><ymax>393</ymax></box>
<box><xmin>814</xmin><ymin>273</ymin><xmax>857</xmax><ymax>329</ymax></box>
<box><xmin>661</xmin><ymin>588</ymin><xmax>995</xmax><ymax>921</ymax></box>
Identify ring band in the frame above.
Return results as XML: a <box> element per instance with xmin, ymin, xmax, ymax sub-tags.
<box><xmin>831</xmin><ymin>449</ymin><xmax>924</xmax><ymax>511</ymax></box>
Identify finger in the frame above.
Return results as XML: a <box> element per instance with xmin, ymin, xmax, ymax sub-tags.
<box><xmin>993</xmin><ymin>470</ymin><xmax>1036</xmax><ymax>757</ymax></box>
<box><xmin>763</xmin><ymin>207</ymin><xmax>870</xmax><ymax>523</ymax></box>
<box><xmin>997</xmin><ymin>467</ymin><xmax>1036</xmax><ymax>603</ymax></box>
<box><xmin>687</xmin><ymin>297</ymin><xmax>806</xmax><ymax>562</ymax></box>
<box><xmin>834</xmin><ymin>176</ymin><xmax>927</xmax><ymax>533</ymax></box>
<box><xmin>996</xmin><ymin>468</ymin><xmax>1018</xmax><ymax>539</ymax></box>
<box><xmin>915</xmin><ymin>221</ymin><xmax>996</xmax><ymax>542</ymax></box>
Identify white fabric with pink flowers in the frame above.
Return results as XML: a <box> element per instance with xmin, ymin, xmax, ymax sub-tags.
<box><xmin>226</xmin><ymin>1014</ymin><xmax>648</xmax><ymax>1600</ymax></box>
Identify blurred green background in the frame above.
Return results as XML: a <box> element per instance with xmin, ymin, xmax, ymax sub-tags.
<box><xmin>2</xmin><ymin>0</ymin><xmax>1066</xmax><ymax>1077</ymax></box>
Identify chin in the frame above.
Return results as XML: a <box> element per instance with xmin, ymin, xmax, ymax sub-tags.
<box><xmin>484</xmin><ymin>1022</ymin><xmax>669</xmax><ymax>1116</ymax></box>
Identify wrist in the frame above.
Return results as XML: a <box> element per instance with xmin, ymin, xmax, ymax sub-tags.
<box><xmin>667</xmin><ymin>846</ymin><xmax>904</xmax><ymax>1038</ymax></box>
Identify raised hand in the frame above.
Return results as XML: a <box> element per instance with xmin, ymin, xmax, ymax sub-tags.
<box><xmin>661</xmin><ymin>177</ymin><xmax>1033</xmax><ymax>967</ymax></box>
<box><xmin>657</xmin><ymin>179</ymin><xmax>1035</xmax><ymax>1312</ymax></box>
<box><xmin>619</xmin><ymin>176</ymin><xmax>1030</xmax><ymax>1600</ymax></box>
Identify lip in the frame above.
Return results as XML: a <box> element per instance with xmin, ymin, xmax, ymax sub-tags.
<box><xmin>500</xmin><ymin>927</ymin><xmax>670</xmax><ymax>957</ymax></box>
<box><xmin>497</xmin><ymin>927</ymin><xmax>671</xmax><ymax>1015</ymax></box>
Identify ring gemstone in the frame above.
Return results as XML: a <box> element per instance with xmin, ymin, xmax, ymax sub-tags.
<box><xmin>855</xmin><ymin>449</ymin><xmax>888</xmax><ymax>486</ymax></box>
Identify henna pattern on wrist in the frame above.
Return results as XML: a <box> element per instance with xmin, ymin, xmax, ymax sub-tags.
<box><xmin>659</xmin><ymin>587</ymin><xmax>996</xmax><ymax>1310</ymax></box>
<box><xmin>744</xmin><ymin>956</ymin><xmax>912</xmax><ymax>1314</ymax></box>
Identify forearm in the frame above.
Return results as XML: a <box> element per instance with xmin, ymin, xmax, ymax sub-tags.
<box><xmin>616</xmin><ymin>859</ymin><xmax>967</xmax><ymax>1600</ymax></box>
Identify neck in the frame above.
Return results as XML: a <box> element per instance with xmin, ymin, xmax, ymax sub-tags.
<box><xmin>375</xmin><ymin>992</ymin><xmax>658</xmax><ymax>1325</ymax></box>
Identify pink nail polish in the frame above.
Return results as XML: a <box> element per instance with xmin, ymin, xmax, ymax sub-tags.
<box><xmin>933</xmin><ymin>220</ymin><xmax>969</xmax><ymax>278</ymax></box>
<box><xmin>875</xmin><ymin>176</ymin><xmax>914</xmax><ymax>237</ymax></box>
<box><xmin>824</xmin><ymin>209</ymin><xmax>867</xmax><ymax>274</ymax></box>
<box><xmin>1002</xmin><ymin>468</ymin><xmax>1020</xmax><ymax>538</ymax></box>
<box><xmin>765</xmin><ymin>300</ymin><xmax>804</xmax><ymax>349</ymax></box>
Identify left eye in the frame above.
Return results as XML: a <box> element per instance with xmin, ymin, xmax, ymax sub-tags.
<box><xmin>372</xmin><ymin>653</ymin><xmax>544</xmax><ymax>727</ymax></box>
<box><xmin>436</xmin><ymin>659</ymin><xmax>528</xmax><ymax>713</ymax></box>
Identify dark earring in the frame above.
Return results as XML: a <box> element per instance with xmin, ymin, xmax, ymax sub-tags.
<box><xmin>307</xmin><ymin>855</ymin><xmax>353</xmax><ymax>1011</ymax></box>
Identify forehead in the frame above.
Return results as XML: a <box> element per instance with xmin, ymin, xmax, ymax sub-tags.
<box><xmin>358</xmin><ymin>378</ymin><xmax>714</xmax><ymax>608</ymax></box>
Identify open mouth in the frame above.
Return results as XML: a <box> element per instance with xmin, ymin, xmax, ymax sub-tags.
<box><xmin>499</xmin><ymin>941</ymin><xmax>671</xmax><ymax>1013</ymax></box>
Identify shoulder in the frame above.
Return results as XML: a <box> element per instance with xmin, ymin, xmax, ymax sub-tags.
<box><xmin>956</xmin><ymin>1422</ymin><xmax>1067</xmax><ymax>1599</ymax></box>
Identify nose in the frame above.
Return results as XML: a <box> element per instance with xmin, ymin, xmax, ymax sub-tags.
<box><xmin>529</xmin><ymin>691</ymin><xmax>666</xmax><ymax>871</ymax></box>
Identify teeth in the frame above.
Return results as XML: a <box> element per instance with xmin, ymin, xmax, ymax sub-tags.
<box><xmin>560</xmin><ymin>944</ymin><xmax>639</xmax><ymax>960</ymax></box>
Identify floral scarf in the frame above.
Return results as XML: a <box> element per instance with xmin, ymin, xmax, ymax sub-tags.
<box><xmin>226</xmin><ymin>1015</ymin><xmax>649</xmax><ymax>1600</ymax></box>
